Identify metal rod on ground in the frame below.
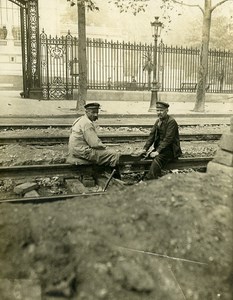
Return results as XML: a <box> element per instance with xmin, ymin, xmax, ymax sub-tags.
<box><xmin>103</xmin><ymin>169</ymin><xmax>116</xmax><ymax>192</ymax></box>
<box><xmin>0</xmin><ymin>192</ymin><xmax>106</xmax><ymax>204</ymax></box>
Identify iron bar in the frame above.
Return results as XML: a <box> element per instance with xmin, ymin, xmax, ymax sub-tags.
<box><xmin>0</xmin><ymin>133</ymin><xmax>222</xmax><ymax>145</ymax></box>
<box><xmin>40</xmin><ymin>33</ymin><xmax>233</xmax><ymax>98</ymax></box>
<box><xmin>0</xmin><ymin>157</ymin><xmax>213</xmax><ymax>179</ymax></box>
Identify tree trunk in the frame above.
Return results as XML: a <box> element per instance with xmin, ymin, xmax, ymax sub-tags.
<box><xmin>76</xmin><ymin>2</ymin><xmax>87</xmax><ymax>111</ymax></box>
<box><xmin>194</xmin><ymin>0</ymin><xmax>212</xmax><ymax>112</ymax></box>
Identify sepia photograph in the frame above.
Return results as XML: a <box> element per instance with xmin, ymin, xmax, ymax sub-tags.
<box><xmin>0</xmin><ymin>0</ymin><xmax>232</xmax><ymax>299</ymax></box>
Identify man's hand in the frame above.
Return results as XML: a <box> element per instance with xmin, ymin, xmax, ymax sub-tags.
<box><xmin>131</xmin><ymin>149</ymin><xmax>147</xmax><ymax>157</ymax></box>
<box><xmin>141</xmin><ymin>149</ymin><xmax>147</xmax><ymax>155</ymax></box>
<box><xmin>149</xmin><ymin>151</ymin><xmax>159</xmax><ymax>158</ymax></box>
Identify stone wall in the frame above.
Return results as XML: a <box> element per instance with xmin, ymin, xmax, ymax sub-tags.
<box><xmin>207</xmin><ymin>116</ymin><xmax>233</xmax><ymax>178</ymax></box>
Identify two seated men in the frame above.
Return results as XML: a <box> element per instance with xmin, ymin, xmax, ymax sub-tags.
<box><xmin>66</xmin><ymin>101</ymin><xmax>182</xmax><ymax>181</ymax></box>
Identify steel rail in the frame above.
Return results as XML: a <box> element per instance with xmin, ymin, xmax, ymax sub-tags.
<box><xmin>0</xmin><ymin>192</ymin><xmax>106</xmax><ymax>204</ymax></box>
<box><xmin>0</xmin><ymin>164</ymin><xmax>86</xmax><ymax>178</ymax></box>
<box><xmin>0</xmin><ymin>157</ymin><xmax>212</xmax><ymax>203</ymax></box>
<box><xmin>0</xmin><ymin>133</ymin><xmax>221</xmax><ymax>145</ymax></box>
<box><xmin>0</xmin><ymin>157</ymin><xmax>213</xmax><ymax>178</ymax></box>
<box><xmin>121</xmin><ymin>157</ymin><xmax>213</xmax><ymax>173</ymax></box>
<box><xmin>0</xmin><ymin>119</ymin><xmax>230</xmax><ymax>130</ymax></box>
<box><xmin>0</xmin><ymin>123</ymin><xmax>229</xmax><ymax>130</ymax></box>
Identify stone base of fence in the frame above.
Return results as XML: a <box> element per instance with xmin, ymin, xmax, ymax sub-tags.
<box><xmin>29</xmin><ymin>88</ymin><xmax>43</xmax><ymax>100</ymax></box>
<box><xmin>73</xmin><ymin>89</ymin><xmax>233</xmax><ymax>103</ymax></box>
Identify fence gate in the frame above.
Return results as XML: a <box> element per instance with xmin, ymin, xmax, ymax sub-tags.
<box><xmin>9</xmin><ymin>0</ymin><xmax>40</xmax><ymax>98</ymax></box>
<box><xmin>40</xmin><ymin>31</ymin><xmax>75</xmax><ymax>100</ymax></box>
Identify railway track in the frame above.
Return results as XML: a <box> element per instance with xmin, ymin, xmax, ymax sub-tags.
<box><xmin>0</xmin><ymin>118</ymin><xmax>221</xmax><ymax>203</ymax></box>
<box><xmin>0</xmin><ymin>157</ymin><xmax>212</xmax><ymax>178</ymax></box>
<box><xmin>0</xmin><ymin>132</ymin><xmax>221</xmax><ymax>145</ymax></box>
<box><xmin>0</xmin><ymin>122</ymin><xmax>230</xmax><ymax>130</ymax></box>
<box><xmin>0</xmin><ymin>115</ymin><xmax>230</xmax><ymax>130</ymax></box>
<box><xmin>0</xmin><ymin>116</ymin><xmax>225</xmax><ymax>204</ymax></box>
<box><xmin>0</xmin><ymin>156</ymin><xmax>212</xmax><ymax>203</ymax></box>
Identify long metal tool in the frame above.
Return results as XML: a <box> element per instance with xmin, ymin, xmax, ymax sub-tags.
<box><xmin>103</xmin><ymin>169</ymin><xmax>116</xmax><ymax>192</ymax></box>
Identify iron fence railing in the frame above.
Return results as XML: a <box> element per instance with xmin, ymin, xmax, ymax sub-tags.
<box><xmin>40</xmin><ymin>31</ymin><xmax>233</xmax><ymax>99</ymax></box>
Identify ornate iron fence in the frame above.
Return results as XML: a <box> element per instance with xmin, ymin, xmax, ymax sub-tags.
<box><xmin>40</xmin><ymin>31</ymin><xmax>233</xmax><ymax>99</ymax></box>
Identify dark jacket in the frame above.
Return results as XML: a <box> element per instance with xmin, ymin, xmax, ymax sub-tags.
<box><xmin>143</xmin><ymin>115</ymin><xmax>182</xmax><ymax>158</ymax></box>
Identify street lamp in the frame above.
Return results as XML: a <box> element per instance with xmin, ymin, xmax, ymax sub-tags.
<box><xmin>149</xmin><ymin>16</ymin><xmax>163</xmax><ymax>111</ymax></box>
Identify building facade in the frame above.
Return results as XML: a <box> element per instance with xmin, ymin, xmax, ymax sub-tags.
<box><xmin>0</xmin><ymin>0</ymin><xmax>128</xmax><ymax>90</ymax></box>
<box><xmin>0</xmin><ymin>0</ymin><xmax>22</xmax><ymax>89</ymax></box>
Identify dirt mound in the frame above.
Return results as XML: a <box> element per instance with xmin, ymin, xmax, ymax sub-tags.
<box><xmin>0</xmin><ymin>172</ymin><xmax>232</xmax><ymax>300</ymax></box>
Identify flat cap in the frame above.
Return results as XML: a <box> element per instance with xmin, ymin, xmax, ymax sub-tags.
<box><xmin>156</xmin><ymin>101</ymin><xmax>169</xmax><ymax>108</ymax></box>
<box><xmin>84</xmin><ymin>102</ymin><xmax>100</xmax><ymax>110</ymax></box>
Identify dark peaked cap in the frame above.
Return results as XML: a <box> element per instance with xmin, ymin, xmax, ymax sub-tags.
<box><xmin>84</xmin><ymin>102</ymin><xmax>100</xmax><ymax>110</ymax></box>
<box><xmin>156</xmin><ymin>101</ymin><xmax>169</xmax><ymax>108</ymax></box>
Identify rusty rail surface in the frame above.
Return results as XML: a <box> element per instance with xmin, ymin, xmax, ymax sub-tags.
<box><xmin>0</xmin><ymin>133</ymin><xmax>221</xmax><ymax>145</ymax></box>
<box><xmin>0</xmin><ymin>117</ymin><xmax>230</xmax><ymax>130</ymax></box>
<box><xmin>0</xmin><ymin>157</ymin><xmax>212</xmax><ymax>178</ymax></box>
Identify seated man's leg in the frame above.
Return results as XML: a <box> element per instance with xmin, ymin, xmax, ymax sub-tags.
<box><xmin>145</xmin><ymin>157</ymin><xmax>163</xmax><ymax>180</ymax></box>
<box><xmin>145</xmin><ymin>150</ymin><xmax>173</xmax><ymax>180</ymax></box>
<box><xmin>92</xmin><ymin>148</ymin><xmax>121</xmax><ymax>179</ymax></box>
<box><xmin>90</xmin><ymin>148</ymin><xmax>119</xmax><ymax>167</ymax></box>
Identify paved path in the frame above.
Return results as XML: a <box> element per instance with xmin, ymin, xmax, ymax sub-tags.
<box><xmin>0</xmin><ymin>90</ymin><xmax>232</xmax><ymax>118</ymax></box>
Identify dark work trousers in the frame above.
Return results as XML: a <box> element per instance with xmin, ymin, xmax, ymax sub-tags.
<box><xmin>145</xmin><ymin>148</ymin><xmax>174</xmax><ymax>180</ymax></box>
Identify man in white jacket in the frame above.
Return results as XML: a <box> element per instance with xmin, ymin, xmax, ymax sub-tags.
<box><xmin>67</xmin><ymin>102</ymin><xmax>119</xmax><ymax>167</ymax></box>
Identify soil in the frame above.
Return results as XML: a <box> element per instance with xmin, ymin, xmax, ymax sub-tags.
<box><xmin>0</xmin><ymin>124</ymin><xmax>232</xmax><ymax>299</ymax></box>
<box><xmin>0</xmin><ymin>171</ymin><xmax>232</xmax><ymax>300</ymax></box>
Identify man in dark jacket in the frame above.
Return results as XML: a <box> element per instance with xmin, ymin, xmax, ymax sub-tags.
<box><xmin>141</xmin><ymin>101</ymin><xmax>182</xmax><ymax>180</ymax></box>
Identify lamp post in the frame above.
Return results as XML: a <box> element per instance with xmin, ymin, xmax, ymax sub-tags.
<box><xmin>149</xmin><ymin>17</ymin><xmax>163</xmax><ymax>111</ymax></box>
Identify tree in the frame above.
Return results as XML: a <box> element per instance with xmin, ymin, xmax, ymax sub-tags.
<box><xmin>112</xmin><ymin>0</ymin><xmax>233</xmax><ymax>112</ymax></box>
<box><xmin>167</xmin><ymin>0</ymin><xmax>232</xmax><ymax>111</ymax></box>
<box><xmin>176</xmin><ymin>0</ymin><xmax>233</xmax><ymax>112</ymax></box>
<box><xmin>186</xmin><ymin>15</ymin><xmax>233</xmax><ymax>50</ymax></box>
<box><xmin>76</xmin><ymin>2</ymin><xmax>87</xmax><ymax>110</ymax></box>
<box><xmin>69</xmin><ymin>0</ymin><xmax>233</xmax><ymax>111</ymax></box>
<box><xmin>66</xmin><ymin>0</ymin><xmax>148</xmax><ymax>110</ymax></box>
<box><xmin>67</xmin><ymin>0</ymin><xmax>98</xmax><ymax>110</ymax></box>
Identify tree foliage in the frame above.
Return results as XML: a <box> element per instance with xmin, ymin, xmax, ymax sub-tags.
<box><xmin>186</xmin><ymin>14</ymin><xmax>233</xmax><ymax>50</ymax></box>
<box><xmin>67</xmin><ymin>0</ymin><xmax>99</xmax><ymax>11</ymax></box>
<box><xmin>108</xmin><ymin>0</ymin><xmax>149</xmax><ymax>15</ymax></box>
